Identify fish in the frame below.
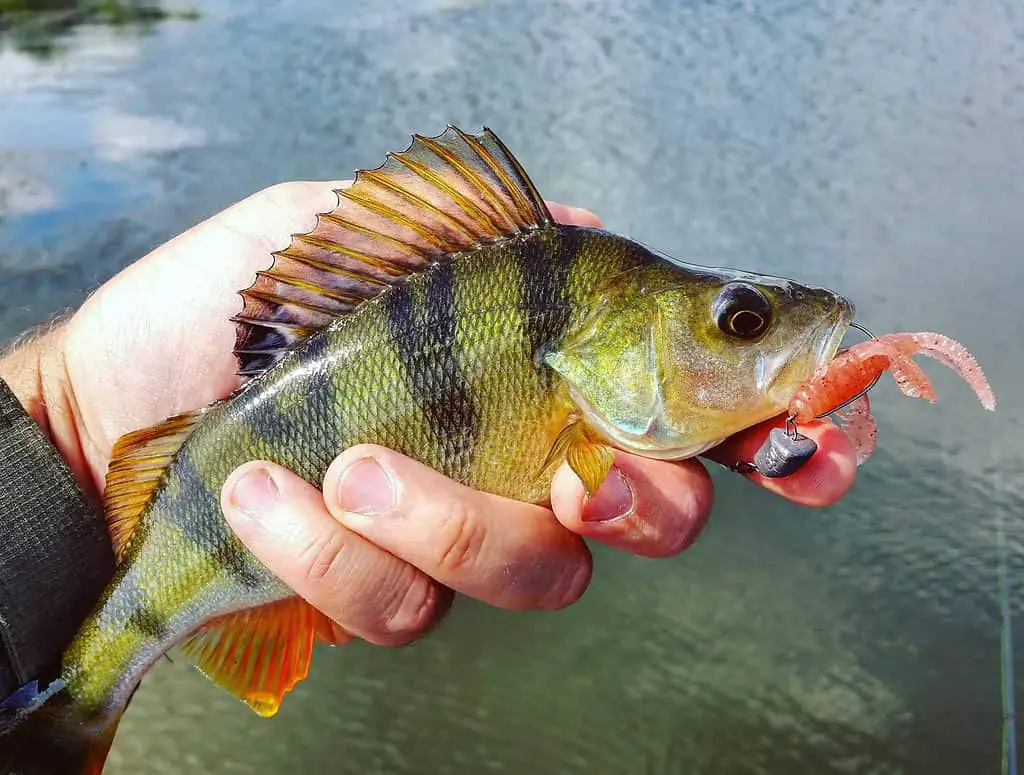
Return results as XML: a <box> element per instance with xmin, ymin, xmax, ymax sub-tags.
<box><xmin>0</xmin><ymin>125</ymin><xmax>856</xmax><ymax>774</ymax></box>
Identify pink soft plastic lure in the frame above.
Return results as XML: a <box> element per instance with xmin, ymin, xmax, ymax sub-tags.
<box><xmin>788</xmin><ymin>332</ymin><xmax>996</xmax><ymax>465</ymax></box>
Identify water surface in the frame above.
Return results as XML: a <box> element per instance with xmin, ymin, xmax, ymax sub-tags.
<box><xmin>1</xmin><ymin>1</ymin><xmax>1022</xmax><ymax>772</ymax></box>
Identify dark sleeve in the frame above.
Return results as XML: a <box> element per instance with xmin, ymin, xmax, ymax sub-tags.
<box><xmin>0</xmin><ymin>378</ymin><xmax>114</xmax><ymax>697</ymax></box>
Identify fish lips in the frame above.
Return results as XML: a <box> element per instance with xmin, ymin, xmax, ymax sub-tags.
<box><xmin>814</xmin><ymin>297</ymin><xmax>857</xmax><ymax>370</ymax></box>
<box><xmin>763</xmin><ymin>295</ymin><xmax>855</xmax><ymax>407</ymax></box>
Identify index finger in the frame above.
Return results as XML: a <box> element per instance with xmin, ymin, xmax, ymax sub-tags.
<box><xmin>545</xmin><ymin>201</ymin><xmax>603</xmax><ymax>227</ymax></box>
<box><xmin>702</xmin><ymin>415</ymin><xmax>857</xmax><ymax>507</ymax></box>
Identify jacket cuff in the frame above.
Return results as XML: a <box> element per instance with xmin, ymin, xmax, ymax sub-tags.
<box><xmin>0</xmin><ymin>377</ymin><xmax>114</xmax><ymax>696</ymax></box>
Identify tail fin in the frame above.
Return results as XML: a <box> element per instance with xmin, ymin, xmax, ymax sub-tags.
<box><xmin>0</xmin><ymin>680</ymin><xmax>118</xmax><ymax>775</ymax></box>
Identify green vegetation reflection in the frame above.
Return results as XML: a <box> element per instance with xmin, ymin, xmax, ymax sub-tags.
<box><xmin>0</xmin><ymin>0</ymin><xmax>199</xmax><ymax>59</ymax></box>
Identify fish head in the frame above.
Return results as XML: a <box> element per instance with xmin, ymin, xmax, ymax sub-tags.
<box><xmin>545</xmin><ymin>259</ymin><xmax>854</xmax><ymax>459</ymax></box>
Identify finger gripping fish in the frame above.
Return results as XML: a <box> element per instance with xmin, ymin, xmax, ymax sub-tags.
<box><xmin>0</xmin><ymin>126</ymin><xmax>856</xmax><ymax>774</ymax></box>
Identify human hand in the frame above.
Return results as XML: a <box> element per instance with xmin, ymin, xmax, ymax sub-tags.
<box><xmin>0</xmin><ymin>181</ymin><xmax>857</xmax><ymax>648</ymax></box>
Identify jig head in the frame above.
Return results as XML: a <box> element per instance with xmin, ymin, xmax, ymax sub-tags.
<box><xmin>726</xmin><ymin>323</ymin><xmax>878</xmax><ymax>479</ymax></box>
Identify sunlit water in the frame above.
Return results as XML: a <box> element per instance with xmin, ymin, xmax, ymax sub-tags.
<box><xmin>1</xmin><ymin>0</ymin><xmax>1022</xmax><ymax>772</ymax></box>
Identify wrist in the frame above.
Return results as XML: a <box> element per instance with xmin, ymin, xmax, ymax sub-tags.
<box><xmin>0</xmin><ymin>325</ymin><xmax>99</xmax><ymax>504</ymax></box>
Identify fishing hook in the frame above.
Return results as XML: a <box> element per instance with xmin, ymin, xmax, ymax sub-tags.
<box><xmin>724</xmin><ymin>321</ymin><xmax>878</xmax><ymax>478</ymax></box>
<box><xmin>810</xmin><ymin>322</ymin><xmax>880</xmax><ymax>421</ymax></box>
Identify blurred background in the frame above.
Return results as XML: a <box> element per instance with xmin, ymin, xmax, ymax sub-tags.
<box><xmin>1</xmin><ymin>0</ymin><xmax>1022</xmax><ymax>772</ymax></box>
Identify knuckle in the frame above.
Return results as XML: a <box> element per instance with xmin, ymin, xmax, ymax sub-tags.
<box><xmin>429</xmin><ymin>498</ymin><xmax>487</xmax><ymax>574</ymax></box>
<box><xmin>295</xmin><ymin>529</ymin><xmax>350</xmax><ymax>585</ymax></box>
<box><xmin>374</xmin><ymin>572</ymin><xmax>446</xmax><ymax>647</ymax></box>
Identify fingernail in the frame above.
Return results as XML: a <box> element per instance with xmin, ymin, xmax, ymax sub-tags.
<box><xmin>228</xmin><ymin>466</ymin><xmax>280</xmax><ymax>520</ymax></box>
<box><xmin>337</xmin><ymin>457</ymin><xmax>396</xmax><ymax>516</ymax></box>
<box><xmin>581</xmin><ymin>467</ymin><xmax>635</xmax><ymax>522</ymax></box>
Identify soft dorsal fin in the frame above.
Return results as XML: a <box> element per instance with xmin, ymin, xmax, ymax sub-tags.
<box><xmin>232</xmin><ymin>125</ymin><xmax>553</xmax><ymax>379</ymax></box>
<box><xmin>179</xmin><ymin>597</ymin><xmax>342</xmax><ymax>718</ymax></box>
<box><xmin>103</xmin><ymin>408</ymin><xmax>210</xmax><ymax>563</ymax></box>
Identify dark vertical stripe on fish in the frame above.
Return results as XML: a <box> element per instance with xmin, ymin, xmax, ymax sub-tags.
<box><xmin>126</xmin><ymin>603</ymin><xmax>170</xmax><ymax>642</ymax></box>
<box><xmin>241</xmin><ymin>328</ymin><xmax>343</xmax><ymax>485</ymax></box>
<box><xmin>385</xmin><ymin>263</ymin><xmax>480</xmax><ymax>474</ymax></box>
<box><xmin>519</xmin><ymin>230</ymin><xmax>574</xmax><ymax>377</ymax></box>
<box><xmin>163</xmin><ymin>448</ymin><xmax>216</xmax><ymax>545</ymax></box>
<box><xmin>218</xmin><ymin>538</ymin><xmax>265</xmax><ymax>589</ymax></box>
<box><xmin>165</xmin><ymin>449</ymin><xmax>263</xmax><ymax>589</ymax></box>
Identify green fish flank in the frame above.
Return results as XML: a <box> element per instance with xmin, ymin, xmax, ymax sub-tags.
<box><xmin>0</xmin><ymin>126</ymin><xmax>855</xmax><ymax>774</ymax></box>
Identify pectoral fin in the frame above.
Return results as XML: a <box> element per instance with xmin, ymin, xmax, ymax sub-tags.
<box><xmin>542</xmin><ymin>419</ymin><xmax>616</xmax><ymax>497</ymax></box>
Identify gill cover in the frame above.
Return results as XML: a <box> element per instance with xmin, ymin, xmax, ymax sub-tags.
<box><xmin>544</xmin><ymin>290</ymin><xmax>675</xmax><ymax>456</ymax></box>
<box><xmin>544</xmin><ymin>263</ymin><xmax>853</xmax><ymax>461</ymax></box>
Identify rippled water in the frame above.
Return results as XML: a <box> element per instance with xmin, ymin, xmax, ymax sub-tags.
<box><xmin>1</xmin><ymin>0</ymin><xmax>1022</xmax><ymax>772</ymax></box>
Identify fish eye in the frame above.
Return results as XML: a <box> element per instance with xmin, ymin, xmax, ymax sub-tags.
<box><xmin>712</xmin><ymin>282</ymin><xmax>772</xmax><ymax>339</ymax></box>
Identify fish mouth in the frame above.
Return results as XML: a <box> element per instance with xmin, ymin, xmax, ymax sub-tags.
<box><xmin>811</xmin><ymin>296</ymin><xmax>856</xmax><ymax>371</ymax></box>
<box><xmin>765</xmin><ymin>295</ymin><xmax>855</xmax><ymax>407</ymax></box>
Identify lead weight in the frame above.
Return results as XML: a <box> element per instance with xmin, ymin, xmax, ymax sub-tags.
<box><xmin>752</xmin><ymin>427</ymin><xmax>818</xmax><ymax>478</ymax></box>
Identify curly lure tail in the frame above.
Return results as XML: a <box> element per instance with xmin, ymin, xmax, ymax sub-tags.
<box><xmin>788</xmin><ymin>331</ymin><xmax>996</xmax><ymax>422</ymax></box>
<box><xmin>0</xmin><ymin>681</ymin><xmax>119</xmax><ymax>775</ymax></box>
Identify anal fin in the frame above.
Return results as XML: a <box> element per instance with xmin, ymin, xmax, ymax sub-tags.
<box><xmin>179</xmin><ymin>597</ymin><xmax>337</xmax><ymax>718</ymax></box>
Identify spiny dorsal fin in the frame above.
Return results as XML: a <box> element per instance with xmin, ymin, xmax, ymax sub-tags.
<box><xmin>232</xmin><ymin>125</ymin><xmax>553</xmax><ymax>379</ymax></box>
<box><xmin>103</xmin><ymin>408</ymin><xmax>209</xmax><ymax>563</ymax></box>
<box><xmin>179</xmin><ymin>597</ymin><xmax>341</xmax><ymax>718</ymax></box>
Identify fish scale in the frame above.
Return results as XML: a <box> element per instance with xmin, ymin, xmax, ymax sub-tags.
<box><xmin>0</xmin><ymin>126</ymin><xmax>854</xmax><ymax>775</ymax></box>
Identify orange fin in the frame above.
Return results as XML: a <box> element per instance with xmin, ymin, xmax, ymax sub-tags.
<box><xmin>542</xmin><ymin>419</ymin><xmax>616</xmax><ymax>497</ymax></box>
<box><xmin>83</xmin><ymin>717</ymin><xmax>121</xmax><ymax>775</ymax></box>
<box><xmin>568</xmin><ymin>440</ymin><xmax>616</xmax><ymax>498</ymax></box>
<box><xmin>179</xmin><ymin>597</ymin><xmax>336</xmax><ymax>718</ymax></box>
<box><xmin>102</xmin><ymin>408</ymin><xmax>210</xmax><ymax>563</ymax></box>
<box><xmin>232</xmin><ymin>125</ymin><xmax>553</xmax><ymax>380</ymax></box>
